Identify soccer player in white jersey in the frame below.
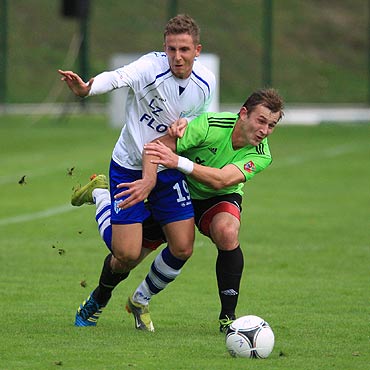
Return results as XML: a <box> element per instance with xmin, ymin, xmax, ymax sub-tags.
<box><xmin>58</xmin><ymin>14</ymin><xmax>216</xmax><ymax>330</ymax></box>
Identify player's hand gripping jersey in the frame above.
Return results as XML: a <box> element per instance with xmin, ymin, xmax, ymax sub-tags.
<box><xmin>89</xmin><ymin>52</ymin><xmax>216</xmax><ymax>170</ymax></box>
<box><xmin>176</xmin><ymin>112</ymin><xmax>273</xmax><ymax>199</ymax></box>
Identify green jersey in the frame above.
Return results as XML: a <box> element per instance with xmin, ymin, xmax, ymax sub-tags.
<box><xmin>176</xmin><ymin>112</ymin><xmax>272</xmax><ymax>200</ymax></box>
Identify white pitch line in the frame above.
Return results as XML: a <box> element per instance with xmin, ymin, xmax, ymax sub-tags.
<box><xmin>0</xmin><ymin>204</ymin><xmax>77</xmax><ymax>226</ymax></box>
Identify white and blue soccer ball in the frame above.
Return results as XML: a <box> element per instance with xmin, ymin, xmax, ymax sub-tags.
<box><xmin>225</xmin><ymin>315</ymin><xmax>275</xmax><ymax>359</ymax></box>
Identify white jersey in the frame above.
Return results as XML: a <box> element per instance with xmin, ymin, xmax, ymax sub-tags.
<box><xmin>89</xmin><ymin>52</ymin><xmax>216</xmax><ymax>170</ymax></box>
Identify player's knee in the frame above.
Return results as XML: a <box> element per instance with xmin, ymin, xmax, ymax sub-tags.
<box><xmin>210</xmin><ymin>222</ymin><xmax>239</xmax><ymax>247</ymax></box>
<box><xmin>111</xmin><ymin>242</ymin><xmax>141</xmax><ymax>266</ymax></box>
<box><xmin>109</xmin><ymin>255</ymin><xmax>133</xmax><ymax>273</ymax></box>
<box><xmin>169</xmin><ymin>243</ymin><xmax>193</xmax><ymax>260</ymax></box>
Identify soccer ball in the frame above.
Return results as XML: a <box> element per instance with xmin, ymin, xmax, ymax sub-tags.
<box><xmin>225</xmin><ymin>315</ymin><xmax>274</xmax><ymax>358</ymax></box>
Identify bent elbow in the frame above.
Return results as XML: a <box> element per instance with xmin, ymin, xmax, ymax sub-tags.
<box><xmin>210</xmin><ymin>180</ymin><xmax>228</xmax><ymax>190</ymax></box>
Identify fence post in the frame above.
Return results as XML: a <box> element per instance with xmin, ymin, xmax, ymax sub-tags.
<box><xmin>0</xmin><ymin>0</ymin><xmax>8</xmax><ymax>104</ymax></box>
<box><xmin>168</xmin><ymin>0</ymin><xmax>178</xmax><ymax>19</ymax></box>
<box><xmin>368</xmin><ymin>0</ymin><xmax>370</xmax><ymax>105</ymax></box>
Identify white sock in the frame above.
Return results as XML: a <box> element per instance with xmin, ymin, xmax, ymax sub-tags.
<box><xmin>132</xmin><ymin>247</ymin><xmax>184</xmax><ymax>306</ymax></box>
<box><xmin>133</xmin><ymin>281</ymin><xmax>152</xmax><ymax>306</ymax></box>
<box><xmin>92</xmin><ymin>188</ymin><xmax>110</xmax><ymax>211</ymax></box>
<box><xmin>92</xmin><ymin>189</ymin><xmax>111</xmax><ymax>242</ymax></box>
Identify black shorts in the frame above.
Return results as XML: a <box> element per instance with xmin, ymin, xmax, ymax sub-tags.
<box><xmin>192</xmin><ymin>193</ymin><xmax>242</xmax><ymax>237</ymax></box>
<box><xmin>142</xmin><ymin>193</ymin><xmax>242</xmax><ymax>246</ymax></box>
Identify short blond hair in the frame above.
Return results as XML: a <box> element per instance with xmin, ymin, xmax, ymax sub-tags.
<box><xmin>164</xmin><ymin>14</ymin><xmax>200</xmax><ymax>45</ymax></box>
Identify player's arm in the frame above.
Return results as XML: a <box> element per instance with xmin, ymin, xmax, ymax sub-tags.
<box><xmin>144</xmin><ymin>140</ymin><xmax>245</xmax><ymax>189</ymax></box>
<box><xmin>58</xmin><ymin>69</ymin><xmax>123</xmax><ymax>97</ymax></box>
<box><xmin>113</xmin><ymin>134</ymin><xmax>180</xmax><ymax>209</ymax></box>
<box><xmin>58</xmin><ymin>69</ymin><xmax>93</xmax><ymax>97</ymax></box>
<box><xmin>190</xmin><ymin>162</ymin><xmax>245</xmax><ymax>189</ymax></box>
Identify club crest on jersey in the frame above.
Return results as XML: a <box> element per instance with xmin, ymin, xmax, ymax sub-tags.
<box><xmin>114</xmin><ymin>200</ymin><xmax>122</xmax><ymax>214</ymax></box>
<box><xmin>180</xmin><ymin>110</ymin><xmax>192</xmax><ymax>118</ymax></box>
<box><xmin>244</xmin><ymin>160</ymin><xmax>256</xmax><ymax>173</ymax></box>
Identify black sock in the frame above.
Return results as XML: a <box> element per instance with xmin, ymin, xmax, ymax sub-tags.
<box><xmin>92</xmin><ymin>253</ymin><xmax>130</xmax><ymax>305</ymax></box>
<box><xmin>216</xmin><ymin>246</ymin><xmax>244</xmax><ymax>320</ymax></box>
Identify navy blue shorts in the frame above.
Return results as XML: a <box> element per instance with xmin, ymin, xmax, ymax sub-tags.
<box><xmin>109</xmin><ymin>160</ymin><xmax>194</xmax><ymax>226</ymax></box>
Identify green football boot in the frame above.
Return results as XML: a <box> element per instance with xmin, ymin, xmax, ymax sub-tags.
<box><xmin>126</xmin><ymin>296</ymin><xmax>155</xmax><ymax>332</ymax></box>
<box><xmin>71</xmin><ymin>174</ymin><xmax>108</xmax><ymax>206</ymax></box>
<box><xmin>219</xmin><ymin>315</ymin><xmax>236</xmax><ymax>333</ymax></box>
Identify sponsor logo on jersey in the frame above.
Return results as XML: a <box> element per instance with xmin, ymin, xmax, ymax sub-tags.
<box><xmin>244</xmin><ymin>160</ymin><xmax>256</xmax><ymax>173</ymax></box>
<box><xmin>195</xmin><ymin>156</ymin><xmax>206</xmax><ymax>165</ymax></box>
<box><xmin>154</xmin><ymin>95</ymin><xmax>166</xmax><ymax>103</ymax></box>
<box><xmin>208</xmin><ymin>147</ymin><xmax>218</xmax><ymax>154</ymax></box>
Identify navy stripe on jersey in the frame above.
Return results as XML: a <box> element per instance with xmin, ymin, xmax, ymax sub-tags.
<box><xmin>191</xmin><ymin>70</ymin><xmax>211</xmax><ymax>93</ymax></box>
<box><xmin>256</xmin><ymin>143</ymin><xmax>265</xmax><ymax>155</ymax></box>
<box><xmin>208</xmin><ymin>116</ymin><xmax>236</xmax><ymax>129</ymax></box>
<box><xmin>144</xmin><ymin>68</ymin><xmax>171</xmax><ymax>89</ymax></box>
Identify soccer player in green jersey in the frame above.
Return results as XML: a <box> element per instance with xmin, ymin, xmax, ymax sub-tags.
<box><xmin>122</xmin><ymin>88</ymin><xmax>284</xmax><ymax>332</ymax></box>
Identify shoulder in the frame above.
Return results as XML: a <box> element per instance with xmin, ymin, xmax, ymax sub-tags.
<box><xmin>206</xmin><ymin>112</ymin><xmax>238</xmax><ymax>128</ymax></box>
<box><xmin>133</xmin><ymin>52</ymin><xmax>169</xmax><ymax>70</ymax></box>
<box><xmin>117</xmin><ymin>52</ymin><xmax>170</xmax><ymax>84</ymax></box>
<box><xmin>188</xmin><ymin>112</ymin><xmax>237</xmax><ymax>135</ymax></box>
<box><xmin>207</xmin><ymin>112</ymin><xmax>237</xmax><ymax>120</ymax></box>
<box><xmin>189</xmin><ymin>112</ymin><xmax>237</xmax><ymax>129</ymax></box>
<box><xmin>191</xmin><ymin>58</ymin><xmax>216</xmax><ymax>91</ymax></box>
<box><xmin>192</xmin><ymin>57</ymin><xmax>215</xmax><ymax>79</ymax></box>
<box><xmin>139</xmin><ymin>51</ymin><xmax>167</xmax><ymax>61</ymax></box>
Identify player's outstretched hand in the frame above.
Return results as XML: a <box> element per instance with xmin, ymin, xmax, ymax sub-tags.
<box><xmin>58</xmin><ymin>69</ymin><xmax>93</xmax><ymax>97</ymax></box>
<box><xmin>144</xmin><ymin>141</ymin><xmax>179</xmax><ymax>169</ymax></box>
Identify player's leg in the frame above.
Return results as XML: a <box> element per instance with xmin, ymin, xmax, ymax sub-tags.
<box><xmin>74</xmin><ymin>162</ymin><xmax>149</xmax><ymax>326</ymax></box>
<box><xmin>74</xmin><ymin>224</ymin><xmax>147</xmax><ymax>327</ymax></box>
<box><xmin>124</xmin><ymin>215</ymin><xmax>166</xmax><ymax>332</ymax></box>
<box><xmin>131</xmin><ymin>218</ymin><xmax>194</xmax><ymax>303</ymax></box>
<box><xmin>128</xmin><ymin>219</ymin><xmax>194</xmax><ymax>332</ymax></box>
<box><xmin>75</xmin><ymin>214</ymin><xmax>166</xmax><ymax>327</ymax></box>
<box><xmin>193</xmin><ymin>194</ymin><xmax>244</xmax><ymax>332</ymax></box>
<box><xmin>75</xmin><ymin>248</ymin><xmax>153</xmax><ymax>327</ymax></box>
<box><xmin>128</xmin><ymin>170</ymin><xmax>195</xmax><ymax>331</ymax></box>
<box><xmin>91</xmin><ymin>188</ymin><xmax>162</xmax><ymax>253</ymax></box>
<box><xmin>75</xmin><ymin>223</ymin><xmax>144</xmax><ymax>327</ymax></box>
<box><xmin>212</xmin><ymin>213</ymin><xmax>243</xmax><ymax>332</ymax></box>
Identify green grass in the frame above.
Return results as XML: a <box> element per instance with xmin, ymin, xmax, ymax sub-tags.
<box><xmin>0</xmin><ymin>115</ymin><xmax>369</xmax><ymax>369</ymax></box>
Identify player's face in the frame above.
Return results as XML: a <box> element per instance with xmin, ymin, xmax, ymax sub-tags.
<box><xmin>239</xmin><ymin>105</ymin><xmax>279</xmax><ymax>146</ymax></box>
<box><xmin>164</xmin><ymin>33</ymin><xmax>202</xmax><ymax>79</ymax></box>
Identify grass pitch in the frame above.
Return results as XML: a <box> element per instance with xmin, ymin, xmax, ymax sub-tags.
<box><xmin>0</xmin><ymin>115</ymin><xmax>369</xmax><ymax>370</ymax></box>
